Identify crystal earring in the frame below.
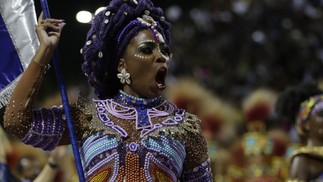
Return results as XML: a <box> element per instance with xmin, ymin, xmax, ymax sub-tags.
<box><xmin>117</xmin><ymin>68</ymin><xmax>131</xmax><ymax>84</ymax></box>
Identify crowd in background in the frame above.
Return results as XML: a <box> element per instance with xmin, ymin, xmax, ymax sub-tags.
<box><xmin>167</xmin><ymin>0</ymin><xmax>323</xmax><ymax>103</ymax></box>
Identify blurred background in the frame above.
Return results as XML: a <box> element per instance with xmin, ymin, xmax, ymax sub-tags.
<box><xmin>1</xmin><ymin>0</ymin><xmax>323</xmax><ymax>181</ymax></box>
<box><xmin>31</xmin><ymin>0</ymin><xmax>323</xmax><ymax>104</ymax></box>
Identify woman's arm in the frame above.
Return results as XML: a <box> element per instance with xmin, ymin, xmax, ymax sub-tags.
<box><xmin>3</xmin><ymin>13</ymin><xmax>66</xmax><ymax>145</ymax></box>
<box><xmin>180</xmin><ymin>113</ymin><xmax>213</xmax><ymax>182</ymax></box>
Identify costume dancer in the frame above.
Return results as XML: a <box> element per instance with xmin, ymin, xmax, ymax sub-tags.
<box><xmin>276</xmin><ymin>82</ymin><xmax>323</xmax><ymax>182</ymax></box>
<box><xmin>3</xmin><ymin>0</ymin><xmax>212</xmax><ymax>181</ymax></box>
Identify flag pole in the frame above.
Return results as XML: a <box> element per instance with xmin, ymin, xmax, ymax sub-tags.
<box><xmin>40</xmin><ymin>1</ymin><xmax>85</xmax><ymax>181</ymax></box>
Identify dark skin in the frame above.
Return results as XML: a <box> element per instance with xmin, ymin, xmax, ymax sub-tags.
<box><xmin>290</xmin><ymin>155</ymin><xmax>323</xmax><ymax>180</ymax></box>
<box><xmin>289</xmin><ymin>111</ymin><xmax>323</xmax><ymax>180</ymax></box>
<box><xmin>118</xmin><ymin>29</ymin><xmax>171</xmax><ymax>99</ymax></box>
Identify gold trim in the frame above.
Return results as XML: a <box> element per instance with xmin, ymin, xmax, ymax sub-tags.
<box><xmin>291</xmin><ymin>146</ymin><xmax>323</xmax><ymax>159</ymax></box>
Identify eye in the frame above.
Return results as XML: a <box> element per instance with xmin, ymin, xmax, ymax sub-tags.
<box><xmin>138</xmin><ymin>45</ymin><xmax>153</xmax><ymax>55</ymax></box>
<box><xmin>160</xmin><ymin>45</ymin><xmax>171</xmax><ymax>57</ymax></box>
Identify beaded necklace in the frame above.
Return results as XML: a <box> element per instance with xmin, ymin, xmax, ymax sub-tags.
<box><xmin>116</xmin><ymin>90</ymin><xmax>163</xmax><ymax>107</ymax></box>
<box><xmin>95</xmin><ymin>90</ymin><xmax>185</xmax><ymax>138</ymax></box>
<box><xmin>115</xmin><ymin>90</ymin><xmax>164</xmax><ymax>129</ymax></box>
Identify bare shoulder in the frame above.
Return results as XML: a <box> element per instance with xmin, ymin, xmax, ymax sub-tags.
<box><xmin>289</xmin><ymin>154</ymin><xmax>310</xmax><ymax>180</ymax></box>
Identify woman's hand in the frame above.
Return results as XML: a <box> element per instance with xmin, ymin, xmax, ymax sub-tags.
<box><xmin>48</xmin><ymin>146</ymin><xmax>67</xmax><ymax>165</ymax></box>
<box><xmin>33</xmin><ymin>12</ymin><xmax>65</xmax><ymax>65</ymax></box>
<box><xmin>36</xmin><ymin>12</ymin><xmax>65</xmax><ymax>51</ymax></box>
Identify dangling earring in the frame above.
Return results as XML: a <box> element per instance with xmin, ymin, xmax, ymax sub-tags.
<box><xmin>117</xmin><ymin>68</ymin><xmax>131</xmax><ymax>84</ymax></box>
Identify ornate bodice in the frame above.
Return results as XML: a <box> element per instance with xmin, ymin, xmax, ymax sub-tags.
<box><xmin>2</xmin><ymin>61</ymin><xmax>212</xmax><ymax>181</ymax></box>
<box><xmin>19</xmin><ymin>91</ymin><xmax>213</xmax><ymax>181</ymax></box>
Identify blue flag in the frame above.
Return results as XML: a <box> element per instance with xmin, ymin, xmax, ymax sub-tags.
<box><xmin>0</xmin><ymin>0</ymin><xmax>39</xmax><ymax>108</ymax></box>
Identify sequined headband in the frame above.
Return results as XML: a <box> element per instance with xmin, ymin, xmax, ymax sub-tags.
<box><xmin>117</xmin><ymin>10</ymin><xmax>160</xmax><ymax>44</ymax></box>
<box><xmin>296</xmin><ymin>94</ymin><xmax>323</xmax><ymax>135</ymax></box>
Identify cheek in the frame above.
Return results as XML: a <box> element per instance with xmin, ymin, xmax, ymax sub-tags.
<box><xmin>134</xmin><ymin>54</ymin><xmax>153</xmax><ymax>59</ymax></box>
<box><xmin>129</xmin><ymin>62</ymin><xmax>154</xmax><ymax>80</ymax></box>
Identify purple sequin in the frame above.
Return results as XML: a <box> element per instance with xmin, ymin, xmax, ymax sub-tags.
<box><xmin>162</xmin><ymin>119</ymin><xmax>178</xmax><ymax>125</ymax></box>
<box><xmin>112</xmin><ymin>125</ymin><xmax>128</xmax><ymax>137</ymax></box>
<box><xmin>180</xmin><ymin>159</ymin><xmax>213</xmax><ymax>182</ymax></box>
<box><xmin>129</xmin><ymin>142</ymin><xmax>138</xmax><ymax>152</ymax></box>
<box><xmin>22</xmin><ymin>106</ymin><xmax>66</xmax><ymax>151</ymax></box>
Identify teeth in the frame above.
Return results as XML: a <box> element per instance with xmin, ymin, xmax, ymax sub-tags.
<box><xmin>155</xmin><ymin>67</ymin><xmax>167</xmax><ymax>90</ymax></box>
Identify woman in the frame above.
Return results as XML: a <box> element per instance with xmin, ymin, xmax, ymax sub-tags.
<box><xmin>3</xmin><ymin>0</ymin><xmax>212</xmax><ymax>181</ymax></box>
<box><xmin>275</xmin><ymin>82</ymin><xmax>323</xmax><ymax>181</ymax></box>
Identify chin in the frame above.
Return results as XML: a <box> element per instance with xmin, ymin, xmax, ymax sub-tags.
<box><xmin>147</xmin><ymin>87</ymin><xmax>163</xmax><ymax>98</ymax></box>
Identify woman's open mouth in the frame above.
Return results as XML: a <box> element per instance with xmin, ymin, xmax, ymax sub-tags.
<box><xmin>155</xmin><ymin>67</ymin><xmax>167</xmax><ymax>90</ymax></box>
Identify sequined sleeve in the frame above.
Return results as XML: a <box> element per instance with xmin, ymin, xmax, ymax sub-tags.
<box><xmin>3</xmin><ymin>62</ymin><xmax>68</xmax><ymax>151</ymax></box>
<box><xmin>19</xmin><ymin>107</ymin><xmax>66</xmax><ymax>151</ymax></box>
<box><xmin>14</xmin><ymin>100</ymin><xmax>92</xmax><ymax>151</ymax></box>
<box><xmin>180</xmin><ymin>113</ymin><xmax>213</xmax><ymax>181</ymax></box>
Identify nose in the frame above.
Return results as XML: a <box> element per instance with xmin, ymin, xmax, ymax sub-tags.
<box><xmin>156</xmin><ymin>55</ymin><xmax>166</xmax><ymax>63</ymax></box>
<box><xmin>155</xmin><ymin>51</ymin><xmax>167</xmax><ymax>63</ymax></box>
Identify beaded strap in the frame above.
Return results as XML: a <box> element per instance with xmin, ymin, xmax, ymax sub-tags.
<box><xmin>180</xmin><ymin>158</ymin><xmax>213</xmax><ymax>182</ymax></box>
<box><xmin>21</xmin><ymin>107</ymin><xmax>66</xmax><ymax>151</ymax></box>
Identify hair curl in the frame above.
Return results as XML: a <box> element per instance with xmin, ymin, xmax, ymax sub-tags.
<box><xmin>81</xmin><ymin>0</ymin><xmax>171</xmax><ymax>99</ymax></box>
<box><xmin>275</xmin><ymin>82</ymin><xmax>323</xmax><ymax>124</ymax></box>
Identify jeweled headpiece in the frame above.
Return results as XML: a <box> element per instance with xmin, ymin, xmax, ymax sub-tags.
<box><xmin>117</xmin><ymin>11</ymin><xmax>160</xmax><ymax>43</ymax></box>
<box><xmin>296</xmin><ymin>94</ymin><xmax>323</xmax><ymax>135</ymax></box>
<box><xmin>81</xmin><ymin>0</ymin><xmax>170</xmax><ymax>99</ymax></box>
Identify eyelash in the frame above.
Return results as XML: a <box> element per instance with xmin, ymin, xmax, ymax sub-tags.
<box><xmin>138</xmin><ymin>45</ymin><xmax>171</xmax><ymax>57</ymax></box>
<box><xmin>135</xmin><ymin>46</ymin><xmax>153</xmax><ymax>59</ymax></box>
<box><xmin>139</xmin><ymin>47</ymin><xmax>153</xmax><ymax>54</ymax></box>
<box><xmin>160</xmin><ymin>46</ymin><xmax>171</xmax><ymax>56</ymax></box>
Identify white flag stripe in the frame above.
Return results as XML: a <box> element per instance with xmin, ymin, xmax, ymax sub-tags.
<box><xmin>0</xmin><ymin>0</ymin><xmax>39</xmax><ymax>108</ymax></box>
<box><xmin>0</xmin><ymin>0</ymin><xmax>39</xmax><ymax>69</ymax></box>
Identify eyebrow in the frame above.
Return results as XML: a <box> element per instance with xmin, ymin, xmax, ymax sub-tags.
<box><xmin>158</xmin><ymin>42</ymin><xmax>168</xmax><ymax>47</ymax></box>
<box><xmin>138</xmin><ymin>40</ymin><xmax>168</xmax><ymax>45</ymax></box>
<box><xmin>138</xmin><ymin>40</ymin><xmax>156</xmax><ymax>45</ymax></box>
